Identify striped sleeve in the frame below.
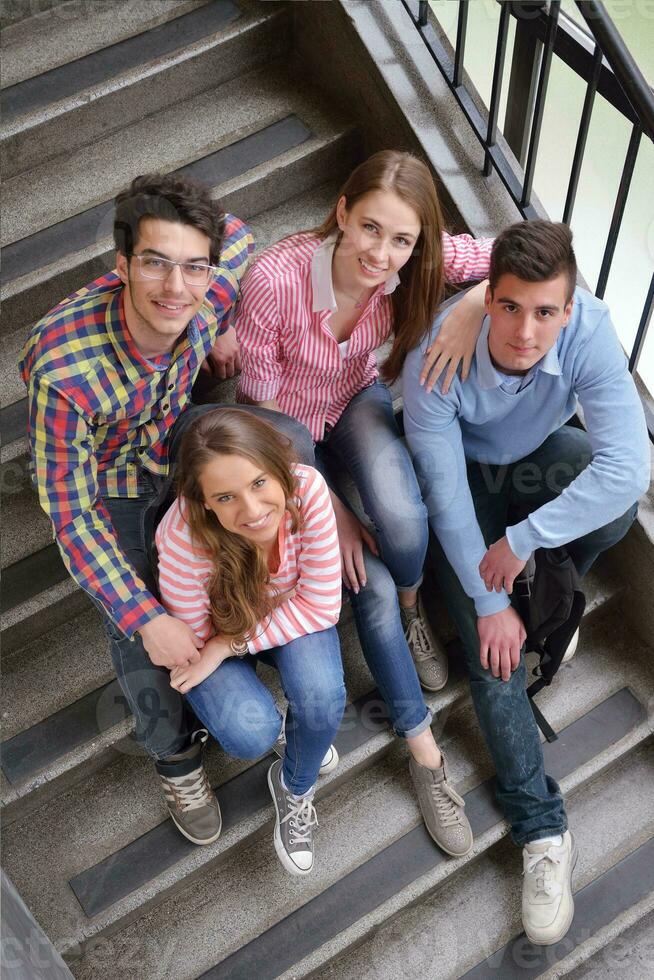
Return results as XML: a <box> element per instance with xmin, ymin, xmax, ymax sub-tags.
<box><xmin>155</xmin><ymin>501</ymin><xmax>215</xmax><ymax>643</ymax></box>
<box><xmin>442</xmin><ymin>231</ymin><xmax>493</xmax><ymax>284</ymax></box>
<box><xmin>234</xmin><ymin>262</ymin><xmax>285</xmax><ymax>402</ymax></box>
<box><xmin>248</xmin><ymin>467</ymin><xmax>342</xmax><ymax>653</ymax></box>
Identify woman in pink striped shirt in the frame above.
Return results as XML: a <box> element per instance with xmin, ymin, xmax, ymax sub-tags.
<box><xmin>156</xmin><ymin>409</ymin><xmax>346</xmax><ymax>876</ymax></box>
<box><xmin>235</xmin><ymin>151</ymin><xmax>490</xmax><ymax>856</ymax></box>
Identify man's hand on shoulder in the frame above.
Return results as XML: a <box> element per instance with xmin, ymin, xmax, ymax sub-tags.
<box><xmin>139</xmin><ymin>613</ymin><xmax>203</xmax><ymax>669</ymax></box>
<box><xmin>204</xmin><ymin>324</ymin><xmax>241</xmax><ymax>379</ymax></box>
<box><xmin>479</xmin><ymin>535</ymin><xmax>526</xmax><ymax>594</ymax></box>
<box><xmin>477</xmin><ymin>606</ymin><xmax>526</xmax><ymax>682</ymax></box>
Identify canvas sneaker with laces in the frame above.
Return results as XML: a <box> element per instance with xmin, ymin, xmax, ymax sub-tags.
<box><xmin>522</xmin><ymin>830</ymin><xmax>577</xmax><ymax>945</ymax></box>
<box><xmin>155</xmin><ymin>730</ymin><xmax>221</xmax><ymax>845</ymax></box>
<box><xmin>400</xmin><ymin>594</ymin><xmax>449</xmax><ymax>692</ymax></box>
<box><xmin>273</xmin><ymin>728</ymin><xmax>339</xmax><ymax>776</ymax></box>
<box><xmin>409</xmin><ymin>753</ymin><xmax>473</xmax><ymax>857</ymax></box>
<box><xmin>267</xmin><ymin>758</ymin><xmax>318</xmax><ymax>875</ymax></box>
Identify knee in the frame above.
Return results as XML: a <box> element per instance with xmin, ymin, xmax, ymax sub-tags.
<box><xmin>279</xmin><ymin>416</ymin><xmax>314</xmax><ymax>465</ymax></box>
<box><xmin>351</xmin><ymin>556</ymin><xmax>399</xmax><ymax>615</ymax></box>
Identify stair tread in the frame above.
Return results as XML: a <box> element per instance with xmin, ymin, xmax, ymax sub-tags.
<box><xmin>0</xmin><ymin>0</ymin><xmax>210</xmax><ymax>90</ymax></box>
<box><xmin>2</xmin><ymin>63</ymin><xmax>351</xmax><ymax>246</ymax></box>
<box><xmin>2</xmin><ymin>611</ymin><xmax>650</xmax><ymax>960</ymax></box>
<box><xmin>314</xmin><ymin>743</ymin><xmax>654</xmax><ymax>980</ymax></box>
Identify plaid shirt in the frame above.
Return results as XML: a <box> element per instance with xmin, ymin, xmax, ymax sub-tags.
<box><xmin>20</xmin><ymin>215</ymin><xmax>253</xmax><ymax>638</ymax></box>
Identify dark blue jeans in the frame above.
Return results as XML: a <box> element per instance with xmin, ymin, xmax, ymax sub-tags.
<box><xmin>100</xmin><ymin>404</ymin><xmax>314</xmax><ymax>761</ymax></box>
<box><xmin>430</xmin><ymin>424</ymin><xmax>638</xmax><ymax>845</ymax></box>
<box><xmin>316</xmin><ymin>381</ymin><xmax>432</xmax><ymax>738</ymax></box>
<box><xmin>185</xmin><ymin>627</ymin><xmax>345</xmax><ymax>795</ymax></box>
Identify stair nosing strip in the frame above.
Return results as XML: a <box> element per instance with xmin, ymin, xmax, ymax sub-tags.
<box><xmin>191</xmin><ymin>688</ymin><xmax>645</xmax><ymax>980</ymax></box>
<box><xmin>1</xmin><ymin>0</ymin><xmax>242</xmax><ymax>123</ymax></box>
<box><xmin>1</xmin><ymin>113</ymin><xmax>313</xmax><ymax>286</ymax></box>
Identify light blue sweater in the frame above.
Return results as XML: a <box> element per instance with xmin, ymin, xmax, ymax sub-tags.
<box><xmin>402</xmin><ymin>286</ymin><xmax>651</xmax><ymax>617</ymax></box>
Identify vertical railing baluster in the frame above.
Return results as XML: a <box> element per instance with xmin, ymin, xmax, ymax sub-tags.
<box><xmin>484</xmin><ymin>2</ymin><xmax>512</xmax><ymax>177</ymax></box>
<box><xmin>453</xmin><ymin>1</ymin><xmax>469</xmax><ymax>88</ymax></box>
<box><xmin>563</xmin><ymin>43</ymin><xmax>603</xmax><ymax>225</ymax></box>
<box><xmin>629</xmin><ymin>272</ymin><xmax>654</xmax><ymax>375</ymax></box>
<box><xmin>418</xmin><ymin>0</ymin><xmax>428</xmax><ymax>28</ymax></box>
<box><xmin>596</xmin><ymin>122</ymin><xmax>642</xmax><ymax>299</ymax></box>
<box><xmin>521</xmin><ymin>0</ymin><xmax>560</xmax><ymax>208</ymax></box>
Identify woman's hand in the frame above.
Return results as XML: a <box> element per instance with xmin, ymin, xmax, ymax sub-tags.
<box><xmin>420</xmin><ymin>280</ymin><xmax>488</xmax><ymax>394</ymax></box>
<box><xmin>169</xmin><ymin>636</ymin><xmax>233</xmax><ymax>694</ymax></box>
<box><xmin>330</xmin><ymin>492</ymin><xmax>379</xmax><ymax>593</ymax></box>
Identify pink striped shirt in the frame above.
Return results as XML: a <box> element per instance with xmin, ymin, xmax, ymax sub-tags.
<box><xmin>235</xmin><ymin>230</ymin><xmax>492</xmax><ymax>440</ymax></box>
<box><xmin>156</xmin><ymin>465</ymin><xmax>342</xmax><ymax>653</ymax></box>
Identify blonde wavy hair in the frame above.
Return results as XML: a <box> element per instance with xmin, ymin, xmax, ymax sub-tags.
<box><xmin>175</xmin><ymin>409</ymin><xmax>301</xmax><ymax>642</ymax></box>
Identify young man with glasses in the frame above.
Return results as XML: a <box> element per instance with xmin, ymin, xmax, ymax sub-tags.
<box><xmin>20</xmin><ymin>174</ymin><xmax>313</xmax><ymax>845</ymax></box>
<box><xmin>401</xmin><ymin>220</ymin><xmax>650</xmax><ymax>945</ymax></box>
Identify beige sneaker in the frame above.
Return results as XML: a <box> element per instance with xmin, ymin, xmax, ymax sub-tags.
<box><xmin>401</xmin><ymin>593</ymin><xmax>449</xmax><ymax>692</ymax></box>
<box><xmin>409</xmin><ymin>753</ymin><xmax>473</xmax><ymax>857</ymax></box>
<box><xmin>522</xmin><ymin>830</ymin><xmax>577</xmax><ymax>944</ymax></box>
<box><xmin>155</xmin><ymin>730</ymin><xmax>221</xmax><ymax>845</ymax></box>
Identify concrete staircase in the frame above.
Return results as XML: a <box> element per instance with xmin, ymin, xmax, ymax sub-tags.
<box><xmin>1</xmin><ymin>2</ymin><xmax>653</xmax><ymax>978</ymax></box>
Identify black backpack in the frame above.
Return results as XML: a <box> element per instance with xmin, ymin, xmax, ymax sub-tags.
<box><xmin>515</xmin><ymin>548</ymin><xmax>586</xmax><ymax>742</ymax></box>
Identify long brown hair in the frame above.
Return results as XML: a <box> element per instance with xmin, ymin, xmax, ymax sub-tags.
<box><xmin>175</xmin><ymin>409</ymin><xmax>301</xmax><ymax>641</ymax></box>
<box><xmin>312</xmin><ymin>150</ymin><xmax>445</xmax><ymax>381</ymax></box>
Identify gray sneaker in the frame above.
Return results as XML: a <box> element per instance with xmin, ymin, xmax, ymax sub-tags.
<box><xmin>409</xmin><ymin>753</ymin><xmax>473</xmax><ymax>857</ymax></box>
<box><xmin>273</xmin><ymin>729</ymin><xmax>339</xmax><ymax>776</ymax></box>
<box><xmin>155</xmin><ymin>730</ymin><xmax>221</xmax><ymax>845</ymax></box>
<box><xmin>401</xmin><ymin>594</ymin><xmax>449</xmax><ymax>692</ymax></box>
<box><xmin>267</xmin><ymin>759</ymin><xmax>318</xmax><ymax>875</ymax></box>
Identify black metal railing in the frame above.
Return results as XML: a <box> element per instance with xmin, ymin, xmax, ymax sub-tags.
<box><xmin>401</xmin><ymin>0</ymin><xmax>654</xmax><ymax>439</ymax></box>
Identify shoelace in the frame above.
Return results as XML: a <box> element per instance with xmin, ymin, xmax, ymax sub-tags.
<box><xmin>164</xmin><ymin>769</ymin><xmax>213</xmax><ymax>812</ymax></box>
<box><xmin>281</xmin><ymin>794</ymin><xmax>318</xmax><ymax>845</ymax></box>
<box><xmin>405</xmin><ymin>617</ymin><xmax>434</xmax><ymax>661</ymax></box>
<box><xmin>430</xmin><ymin>778</ymin><xmax>466</xmax><ymax>827</ymax></box>
<box><xmin>524</xmin><ymin>848</ymin><xmax>563</xmax><ymax>897</ymax></box>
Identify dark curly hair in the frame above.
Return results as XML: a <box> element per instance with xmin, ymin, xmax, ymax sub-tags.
<box><xmin>114</xmin><ymin>173</ymin><xmax>226</xmax><ymax>265</ymax></box>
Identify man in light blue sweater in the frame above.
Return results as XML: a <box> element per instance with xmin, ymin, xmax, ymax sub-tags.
<box><xmin>402</xmin><ymin>220</ymin><xmax>650</xmax><ymax>946</ymax></box>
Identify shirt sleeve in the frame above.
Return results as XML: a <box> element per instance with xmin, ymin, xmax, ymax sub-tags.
<box><xmin>155</xmin><ymin>503</ymin><xmax>214</xmax><ymax>642</ymax></box>
<box><xmin>506</xmin><ymin>310</ymin><xmax>651</xmax><ymax>559</ymax></box>
<box><xmin>442</xmin><ymin>231</ymin><xmax>493</xmax><ymax>284</ymax></box>
<box><xmin>402</xmin><ymin>346</ymin><xmax>510</xmax><ymax>617</ymax></box>
<box><xmin>27</xmin><ymin>371</ymin><xmax>164</xmax><ymax>637</ymax></box>
<box><xmin>248</xmin><ymin>468</ymin><xmax>342</xmax><ymax>652</ymax></box>
<box><xmin>234</xmin><ymin>262</ymin><xmax>286</xmax><ymax>402</ymax></box>
<box><xmin>204</xmin><ymin>213</ymin><xmax>255</xmax><ymax>336</ymax></box>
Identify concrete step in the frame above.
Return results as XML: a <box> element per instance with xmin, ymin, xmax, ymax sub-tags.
<box><xmin>314</xmin><ymin>742</ymin><xmax>654</xmax><ymax>980</ymax></box>
<box><xmin>0</xmin><ymin>0</ymin><xmax>210</xmax><ymax>88</ymax></box>
<box><xmin>0</xmin><ymin>180</ymin><xmax>339</xmax><ymax>573</ymax></box>
<box><xmin>2</xmin><ymin>0</ymin><xmax>290</xmax><ymax>178</ymax></box>
<box><xmin>1</xmin><ymin>60</ymin><xmax>353</xmax><ymax>246</ymax></box>
<box><xmin>557</xmin><ymin>907</ymin><xmax>654</xmax><ymax>979</ymax></box>
<box><xmin>0</xmin><ymin>79</ymin><xmax>358</xmax><ymax>344</ymax></box>
<box><xmin>2</xmin><ymin>603</ymin><xmax>649</xmax><ymax>967</ymax></box>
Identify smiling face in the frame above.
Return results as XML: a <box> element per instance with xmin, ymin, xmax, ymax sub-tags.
<box><xmin>199</xmin><ymin>453</ymin><xmax>287</xmax><ymax>551</ymax></box>
<box><xmin>485</xmin><ymin>272</ymin><xmax>574</xmax><ymax>375</ymax></box>
<box><xmin>116</xmin><ymin>217</ymin><xmax>212</xmax><ymax>357</ymax></box>
<box><xmin>332</xmin><ymin>189</ymin><xmax>421</xmax><ymax>291</ymax></box>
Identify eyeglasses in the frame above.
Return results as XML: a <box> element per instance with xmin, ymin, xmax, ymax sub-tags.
<box><xmin>132</xmin><ymin>253</ymin><xmax>217</xmax><ymax>286</ymax></box>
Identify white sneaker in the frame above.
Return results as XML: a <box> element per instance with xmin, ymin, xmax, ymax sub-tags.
<box><xmin>522</xmin><ymin>830</ymin><xmax>577</xmax><ymax>945</ymax></box>
<box><xmin>273</xmin><ymin>729</ymin><xmax>339</xmax><ymax>776</ymax></box>
<box><xmin>561</xmin><ymin>627</ymin><xmax>580</xmax><ymax>664</ymax></box>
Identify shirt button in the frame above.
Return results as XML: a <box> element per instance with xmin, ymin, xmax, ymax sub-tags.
<box><xmin>138</xmin><ymin>448</ymin><xmax>145</xmax><ymax>454</ymax></box>
<box><xmin>168</xmin><ymin>384</ymin><xmax>174</xmax><ymax>391</ymax></box>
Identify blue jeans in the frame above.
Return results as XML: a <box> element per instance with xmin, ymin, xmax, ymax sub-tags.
<box><xmin>185</xmin><ymin>627</ymin><xmax>345</xmax><ymax>795</ymax></box>
<box><xmin>429</xmin><ymin>423</ymin><xmax>638</xmax><ymax>845</ymax></box>
<box><xmin>317</xmin><ymin>381</ymin><xmax>431</xmax><ymax>738</ymax></box>
<box><xmin>100</xmin><ymin>403</ymin><xmax>315</xmax><ymax>761</ymax></box>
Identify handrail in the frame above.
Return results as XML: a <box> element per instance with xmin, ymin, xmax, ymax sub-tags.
<box><xmin>575</xmin><ymin>0</ymin><xmax>654</xmax><ymax>142</ymax></box>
